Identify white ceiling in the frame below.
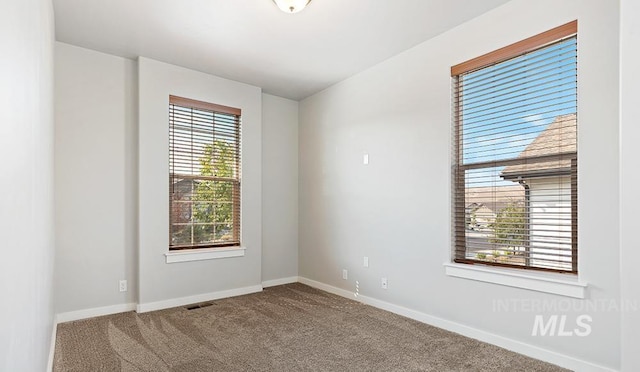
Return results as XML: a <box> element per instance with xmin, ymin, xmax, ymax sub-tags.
<box><xmin>53</xmin><ymin>0</ymin><xmax>510</xmax><ymax>100</ymax></box>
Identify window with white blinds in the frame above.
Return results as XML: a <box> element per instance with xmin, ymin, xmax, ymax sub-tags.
<box><xmin>451</xmin><ymin>21</ymin><xmax>578</xmax><ymax>273</ymax></box>
<box><xmin>169</xmin><ymin>95</ymin><xmax>241</xmax><ymax>250</ymax></box>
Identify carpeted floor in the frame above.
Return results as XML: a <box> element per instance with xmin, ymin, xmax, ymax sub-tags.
<box><xmin>54</xmin><ymin>283</ymin><xmax>567</xmax><ymax>371</ymax></box>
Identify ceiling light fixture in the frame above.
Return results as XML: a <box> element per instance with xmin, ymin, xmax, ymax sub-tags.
<box><xmin>272</xmin><ymin>0</ymin><xmax>311</xmax><ymax>14</ymax></box>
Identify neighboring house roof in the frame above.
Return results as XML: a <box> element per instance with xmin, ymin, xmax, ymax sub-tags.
<box><xmin>473</xmin><ymin>205</ymin><xmax>494</xmax><ymax>214</ymax></box>
<box><xmin>465</xmin><ymin>185</ymin><xmax>525</xmax><ymax>214</ymax></box>
<box><xmin>473</xmin><ymin>205</ymin><xmax>496</xmax><ymax>223</ymax></box>
<box><xmin>466</xmin><ymin>203</ymin><xmax>494</xmax><ymax>214</ymax></box>
<box><xmin>501</xmin><ymin>114</ymin><xmax>576</xmax><ymax>180</ymax></box>
<box><xmin>466</xmin><ymin>202</ymin><xmax>481</xmax><ymax>211</ymax></box>
<box><xmin>465</xmin><ymin>203</ymin><xmax>495</xmax><ymax>227</ymax></box>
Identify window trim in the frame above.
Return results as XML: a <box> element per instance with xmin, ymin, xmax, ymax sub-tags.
<box><xmin>169</xmin><ymin>95</ymin><xmax>241</xmax><ymax>116</ymax></box>
<box><xmin>451</xmin><ymin>21</ymin><xmax>578</xmax><ymax>274</ymax></box>
<box><xmin>443</xmin><ymin>263</ymin><xmax>587</xmax><ymax>299</ymax></box>
<box><xmin>165</xmin><ymin>246</ymin><xmax>246</xmax><ymax>264</ymax></box>
<box><xmin>168</xmin><ymin>95</ymin><xmax>242</xmax><ymax>251</ymax></box>
<box><xmin>450</xmin><ymin>20</ymin><xmax>577</xmax><ymax>76</ymax></box>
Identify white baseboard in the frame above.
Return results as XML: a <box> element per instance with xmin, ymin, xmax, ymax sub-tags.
<box><xmin>136</xmin><ymin>284</ymin><xmax>263</xmax><ymax>313</ymax></box>
<box><xmin>297</xmin><ymin>276</ymin><xmax>616</xmax><ymax>372</ymax></box>
<box><xmin>47</xmin><ymin>320</ymin><xmax>57</xmax><ymax>372</ymax></box>
<box><xmin>56</xmin><ymin>303</ymin><xmax>137</xmax><ymax>324</ymax></box>
<box><xmin>262</xmin><ymin>276</ymin><xmax>299</xmax><ymax>288</ymax></box>
<box><xmin>298</xmin><ymin>277</ymin><xmax>356</xmax><ymax>298</ymax></box>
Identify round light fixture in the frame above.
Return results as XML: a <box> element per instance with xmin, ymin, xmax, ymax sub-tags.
<box><xmin>272</xmin><ymin>0</ymin><xmax>312</xmax><ymax>14</ymax></box>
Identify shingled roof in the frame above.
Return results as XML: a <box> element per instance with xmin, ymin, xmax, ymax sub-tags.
<box><xmin>465</xmin><ymin>185</ymin><xmax>525</xmax><ymax>214</ymax></box>
<box><xmin>501</xmin><ymin>114</ymin><xmax>576</xmax><ymax>180</ymax></box>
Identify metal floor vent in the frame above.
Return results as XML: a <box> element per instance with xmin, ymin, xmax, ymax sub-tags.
<box><xmin>186</xmin><ymin>302</ymin><xmax>214</xmax><ymax>310</ymax></box>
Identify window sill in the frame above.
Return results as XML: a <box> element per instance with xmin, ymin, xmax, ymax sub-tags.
<box><xmin>444</xmin><ymin>262</ymin><xmax>587</xmax><ymax>299</ymax></box>
<box><xmin>165</xmin><ymin>246</ymin><xmax>245</xmax><ymax>263</ymax></box>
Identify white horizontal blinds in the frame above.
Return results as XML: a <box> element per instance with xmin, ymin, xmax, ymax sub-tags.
<box><xmin>452</xmin><ymin>22</ymin><xmax>577</xmax><ymax>273</ymax></box>
<box><xmin>169</xmin><ymin>95</ymin><xmax>241</xmax><ymax>250</ymax></box>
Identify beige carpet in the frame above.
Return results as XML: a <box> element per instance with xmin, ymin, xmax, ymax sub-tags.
<box><xmin>54</xmin><ymin>283</ymin><xmax>566</xmax><ymax>371</ymax></box>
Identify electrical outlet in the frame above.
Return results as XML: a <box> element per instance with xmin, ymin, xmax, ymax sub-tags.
<box><xmin>381</xmin><ymin>277</ymin><xmax>388</xmax><ymax>290</ymax></box>
<box><xmin>363</xmin><ymin>154</ymin><xmax>369</xmax><ymax>165</ymax></box>
<box><xmin>342</xmin><ymin>269</ymin><xmax>348</xmax><ymax>280</ymax></box>
<box><xmin>363</xmin><ymin>256</ymin><xmax>369</xmax><ymax>267</ymax></box>
<box><xmin>119</xmin><ymin>280</ymin><xmax>128</xmax><ymax>292</ymax></box>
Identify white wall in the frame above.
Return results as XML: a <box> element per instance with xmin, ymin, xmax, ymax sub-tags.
<box><xmin>619</xmin><ymin>0</ymin><xmax>640</xmax><ymax>370</ymax></box>
<box><xmin>138</xmin><ymin>58</ymin><xmax>262</xmax><ymax>308</ymax></box>
<box><xmin>54</xmin><ymin>42</ymin><xmax>138</xmax><ymax>313</ymax></box>
<box><xmin>54</xmin><ymin>47</ymin><xmax>299</xmax><ymax>315</ymax></box>
<box><xmin>262</xmin><ymin>94</ymin><xmax>299</xmax><ymax>282</ymax></box>
<box><xmin>299</xmin><ymin>0</ymin><xmax>620</xmax><ymax>369</ymax></box>
<box><xmin>0</xmin><ymin>0</ymin><xmax>55</xmax><ymax>371</ymax></box>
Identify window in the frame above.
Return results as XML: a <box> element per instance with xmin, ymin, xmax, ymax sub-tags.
<box><xmin>452</xmin><ymin>21</ymin><xmax>578</xmax><ymax>273</ymax></box>
<box><xmin>169</xmin><ymin>95</ymin><xmax>241</xmax><ymax>250</ymax></box>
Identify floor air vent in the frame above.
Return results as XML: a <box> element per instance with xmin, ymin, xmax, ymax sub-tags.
<box><xmin>186</xmin><ymin>302</ymin><xmax>214</xmax><ymax>310</ymax></box>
